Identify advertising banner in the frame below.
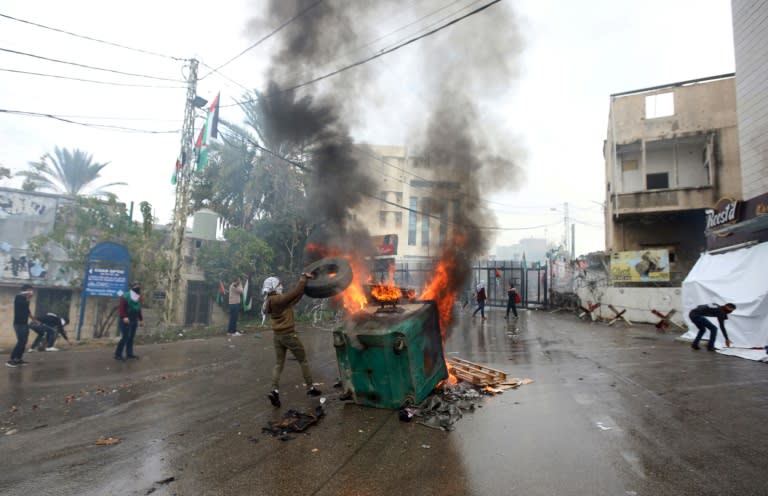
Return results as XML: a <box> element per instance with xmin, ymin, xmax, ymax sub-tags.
<box><xmin>610</xmin><ymin>249</ymin><xmax>670</xmax><ymax>282</ymax></box>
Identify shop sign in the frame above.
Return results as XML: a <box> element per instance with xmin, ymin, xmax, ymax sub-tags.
<box><xmin>706</xmin><ymin>197</ymin><xmax>740</xmax><ymax>231</ymax></box>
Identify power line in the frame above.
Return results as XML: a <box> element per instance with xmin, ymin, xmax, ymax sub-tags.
<box><xmin>0</xmin><ymin>108</ymin><xmax>180</xmax><ymax>134</ymax></box>
<box><xmin>215</xmin><ymin>129</ymin><xmax>562</xmax><ymax>232</ymax></box>
<box><xmin>0</xmin><ymin>12</ymin><xmax>187</xmax><ymax>61</ymax></box>
<box><xmin>199</xmin><ymin>60</ymin><xmax>251</xmax><ymax>93</ymax></box>
<box><xmin>199</xmin><ymin>0</ymin><xmax>324</xmax><ymax>79</ymax></box>
<box><xmin>0</xmin><ymin>67</ymin><xmax>186</xmax><ymax>88</ymax></box>
<box><xmin>222</xmin><ymin>0</ymin><xmax>502</xmax><ymax>108</ymax></box>
<box><xmin>283</xmin><ymin>0</ymin><xmax>501</xmax><ymax>93</ymax></box>
<box><xmin>277</xmin><ymin>0</ymin><xmax>472</xmax><ymax>87</ymax></box>
<box><xmin>0</xmin><ymin>47</ymin><xmax>184</xmax><ymax>82</ymax></box>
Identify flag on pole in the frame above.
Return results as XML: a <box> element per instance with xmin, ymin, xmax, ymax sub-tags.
<box><xmin>241</xmin><ymin>275</ymin><xmax>253</xmax><ymax>312</ymax></box>
<box><xmin>215</xmin><ymin>280</ymin><xmax>225</xmax><ymax>305</ymax></box>
<box><xmin>195</xmin><ymin>93</ymin><xmax>220</xmax><ymax>172</ymax></box>
<box><xmin>170</xmin><ymin>157</ymin><xmax>183</xmax><ymax>185</ymax></box>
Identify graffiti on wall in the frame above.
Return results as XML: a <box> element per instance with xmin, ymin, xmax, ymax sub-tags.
<box><xmin>0</xmin><ymin>189</ymin><xmax>63</xmax><ymax>283</ymax></box>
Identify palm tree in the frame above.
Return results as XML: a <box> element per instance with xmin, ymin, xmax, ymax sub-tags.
<box><xmin>17</xmin><ymin>147</ymin><xmax>126</xmax><ymax>198</ymax></box>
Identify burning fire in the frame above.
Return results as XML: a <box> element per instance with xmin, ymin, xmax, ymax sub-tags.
<box><xmin>371</xmin><ymin>283</ymin><xmax>402</xmax><ymax>303</ymax></box>
<box><xmin>306</xmin><ymin>243</ymin><xmax>369</xmax><ymax>313</ymax></box>
<box><xmin>307</xmin><ymin>234</ymin><xmax>466</xmax><ymax>386</ymax></box>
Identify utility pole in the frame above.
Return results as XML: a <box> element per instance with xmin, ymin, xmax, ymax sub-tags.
<box><xmin>563</xmin><ymin>201</ymin><xmax>570</xmax><ymax>259</ymax></box>
<box><xmin>571</xmin><ymin>223</ymin><xmax>575</xmax><ymax>259</ymax></box>
<box><xmin>165</xmin><ymin>58</ymin><xmax>199</xmax><ymax>325</ymax></box>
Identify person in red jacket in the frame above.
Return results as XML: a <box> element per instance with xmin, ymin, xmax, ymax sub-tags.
<box><xmin>114</xmin><ymin>282</ymin><xmax>144</xmax><ymax>361</ymax></box>
<box><xmin>472</xmin><ymin>281</ymin><xmax>487</xmax><ymax>320</ymax></box>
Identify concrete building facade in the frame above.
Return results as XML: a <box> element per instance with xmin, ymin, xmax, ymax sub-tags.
<box><xmin>358</xmin><ymin>145</ymin><xmax>466</xmax><ymax>263</ymax></box>
<box><xmin>732</xmin><ymin>0</ymin><xmax>768</xmax><ymax>201</ymax></box>
<box><xmin>604</xmin><ymin>75</ymin><xmax>741</xmax><ymax>284</ymax></box>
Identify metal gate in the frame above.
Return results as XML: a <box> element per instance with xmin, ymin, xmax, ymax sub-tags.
<box><xmin>472</xmin><ymin>261</ymin><xmax>548</xmax><ymax>308</ymax></box>
<box><xmin>387</xmin><ymin>259</ymin><xmax>547</xmax><ymax>308</ymax></box>
<box><xmin>185</xmin><ymin>280</ymin><xmax>212</xmax><ymax>325</ymax></box>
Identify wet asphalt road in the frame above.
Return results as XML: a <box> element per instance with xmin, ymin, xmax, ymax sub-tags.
<box><xmin>1</xmin><ymin>306</ymin><xmax>767</xmax><ymax>496</ymax></box>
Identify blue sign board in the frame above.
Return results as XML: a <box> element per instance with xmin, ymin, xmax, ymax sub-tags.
<box><xmin>84</xmin><ymin>267</ymin><xmax>128</xmax><ymax>297</ymax></box>
<box><xmin>77</xmin><ymin>242</ymin><xmax>132</xmax><ymax>340</ymax></box>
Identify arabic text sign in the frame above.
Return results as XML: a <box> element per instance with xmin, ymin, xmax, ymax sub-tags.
<box><xmin>84</xmin><ymin>267</ymin><xmax>128</xmax><ymax>296</ymax></box>
<box><xmin>610</xmin><ymin>249</ymin><xmax>670</xmax><ymax>283</ymax></box>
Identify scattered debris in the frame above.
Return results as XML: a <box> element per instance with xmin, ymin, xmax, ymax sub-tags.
<box><xmin>156</xmin><ymin>477</ymin><xmax>175</xmax><ymax>485</ymax></box>
<box><xmin>262</xmin><ymin>407</ymin><xmax>324</xmax><ymax>438</ymax></box>
<box><xmin>447</xmin><ymin>357</ymin><xmax>507</xmax><ymax>386</ymax></box>
<box><xmin>95</xmin><ymin>437</ymin><xmax>121</xmax><ymax>445</ymax></box>
<box><xmin>421</xmin><ymin>444</ymin><xmax>431</xmax><ymax>449</ymax></box>
<box><xmin>8</xmin><ymin>406</ymin><xmax>17</xmax><ymax>413</ymax></box>
<box><xmin>5</xmin><ymin>429</ymin><xmax>18</xmax><ymax>436</ymax></box>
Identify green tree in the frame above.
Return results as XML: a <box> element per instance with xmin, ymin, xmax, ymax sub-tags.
<box><xmin>28</xmin><ymin>197</ymin><xmax>167</xmax><ymax>337</ymax></box>
<box><xmin>17</xmin><ymin>147</ymin><xmax>126</xmax><ymax>198</ymax></box>
<box><xmin>190</xmin><ymin>83</ymin><xmax>324</xmax><ymax>272</ymax></box>
<box><xmin>195</xmin><ymin>228</ymin><xmax>275</xmax><ymax>300</ymax></box>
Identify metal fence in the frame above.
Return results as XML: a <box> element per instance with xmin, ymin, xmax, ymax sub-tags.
<box><xmin>385</xmin><ymin>259</ymin><xmax>547</xmax><ymax>309</ymax></box>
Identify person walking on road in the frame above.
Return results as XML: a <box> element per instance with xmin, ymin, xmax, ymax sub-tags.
<box><xmin>228</xmin><ymin>277</ymin><xmax>244</xmax><ymax>336</ymax></box>
<box><xmin>8</xmin><ymin>284</ymin><xmax>37</xmax><ymax>367</ymax></box>
<box><xmin>505</xmin><ymin>282</ymin><xmax>519</xmax><ymax>319</ymax></box>
<box><xmin>29</xmin><ymin>312</ymin><xmax>70</xmax><ymax>352</ymax></box>
<box><xmin>689</xmin><ymin>302</ymin><xmax>736</xmax><ymax>351</ymax></box>
<box><xmin>114</xmin><ymin>282</ymin><xmax>144</xmax><ymax>361</ymax></box>
<box><xmin>472</xmin><ymin>281</ymin><xmax>487</xmax><ymax>320</ymax></box>
<box><xmin>262</xmin><ymin>273</ymin><xmax>322</xmax><ymax>407</ymax></box>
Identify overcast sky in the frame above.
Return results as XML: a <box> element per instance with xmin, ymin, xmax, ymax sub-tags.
<box><xmin>0</xmin><ymin>0</ymin><xmax>735</xmax><ymax>256</ymax></box>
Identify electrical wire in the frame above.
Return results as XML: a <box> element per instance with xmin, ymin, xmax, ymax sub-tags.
<box><xmin>0</xmin><ymin>67</ymin><xmax>186</xmax><ymax>88</ymax></box>
<box><xmin>199</xmin><ymin>0</ymin><xmax>324</xmax><ymax>79</ymax></box>
<box><xmin>277</xmin><ymin>0</ymin><xmax>472</xmax><ymax>87</ymax></box>
<box><xmin>214</xmin><ymin>128</ymin><xmax>564</xmax><ymax>232</ymax></box>
<box><xmin>0</xmin><ymin>47</ymin><xmax>184</xmax><ymax>82</ymax></box>
<box><xmin>221</xmin><ymin>0</ymin><xmax>502</xmax><ymax>108</ymax></box>
<box><xmin>0</xmin><ymin>12</ymin><xmax>188</xmax><ymax>61</ymax></box>
<box><xmin>0</xmin><ymin>108</ymin><xmax>180</xmax><ymax>134</ymax></box>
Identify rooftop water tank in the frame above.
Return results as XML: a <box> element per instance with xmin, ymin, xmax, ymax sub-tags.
<box><xmin>190</xmin><ymin>209</ymin><xmax>218</xmax><ymax>240</ymax></box>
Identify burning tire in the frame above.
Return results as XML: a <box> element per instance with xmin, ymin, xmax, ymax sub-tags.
<box><xmin>303</xmin><ymin>257</ymin><xmax>353</xmax><ymax>298</ymax></box>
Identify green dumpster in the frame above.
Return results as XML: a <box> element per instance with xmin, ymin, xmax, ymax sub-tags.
<box><xmin>333</xmin><ymin>300</ymin><xmax>448</xmax><ymax>409</ymax></box>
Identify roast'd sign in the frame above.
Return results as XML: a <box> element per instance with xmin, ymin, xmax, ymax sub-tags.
<box><xmin>706</xmin><ymin>197</ymin><xmax>739</xmax><ymax>230</ymax></box>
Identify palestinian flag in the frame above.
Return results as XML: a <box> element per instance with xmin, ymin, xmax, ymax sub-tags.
<box><xmin>195</xmin><ymin>93</ymin><xmax>220</xmax><ymax>172</ymax></box>
<box><xmin>170</xmin><ymin>157</ymin><xmax>183</xmax><ymax>185</ymax></box>
<box><xmin>215</xmin><ymin>280</ymin><xmax>225</xmax><ymax>305</ymax></box>
<box><xmin>241</xmin><ymin>275</ymin><xmax>253</xmax><ymax>312</ymax></box>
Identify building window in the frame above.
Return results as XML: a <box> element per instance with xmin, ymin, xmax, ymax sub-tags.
<box><xmin>395</xmin><ymin>212</ymin><xmax>403</xmax><ymax>228</ymax></box>
<box><xmin>379</xmin><ymin>211</ymin><xmax>387</xmax><ymax>228</ymax></box>
<box><xmin>622</xmin><ymin>160</ymin><xmax>638</xmax><ymax>171</ymax></box>
<box><xmin>645</xmin><ymin>92</ymin><xmax>674</xmax><ymax>119</ymax></box>
<box><xmin>421</xmin><ymin>198</ymin><xmax>430</xmax><ymax>246</ymax></box>
<box><xmin>439</xmin><ymin>207</ymin><xmax>448</xmax><ymax>245</ymax></box>
<box><xmin>646</xmin><ymin>172</ymin><xmax>669</xmax><ymax>189</ymax></box>
<box><xmin>408</xmin><ymin>197</ymin><xmax>417</xmax><ymax>245</ymax></box>
<box><xmin>395</xmin><ymin>192</ymin><xmax>403</xmax><ymax>204</ymax></box>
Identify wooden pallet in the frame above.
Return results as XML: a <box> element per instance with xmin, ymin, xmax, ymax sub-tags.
<box><xmin>447</xmin><ymin>357</ymin><xmax>507</xmax><ymax>386</ymax></box>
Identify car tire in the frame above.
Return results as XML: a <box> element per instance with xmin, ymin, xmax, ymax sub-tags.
<box><xmin>303</xmin><ymin>257</ymin><xmax>354</xmax><ymax>298</ymax></box>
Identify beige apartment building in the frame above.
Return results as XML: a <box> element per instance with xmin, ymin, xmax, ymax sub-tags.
<box><xmin>604</xmin><ymin>74</ymin><xmax>741</xmax><ymax>283</ymax></box>
<box><xmin>357</xmin><ymin>145</ymin><xmax>466</xmax><ymax>263</ymax></box>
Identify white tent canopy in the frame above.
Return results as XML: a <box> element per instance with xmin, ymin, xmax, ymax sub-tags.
<box><xmin>681</xmin><ymin>241</ymin><xmax>768</xmax><ymax>355</ymax></box>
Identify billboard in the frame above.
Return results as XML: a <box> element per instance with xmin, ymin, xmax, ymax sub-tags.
<box><xmin>610</xmin><ymin>249</ymin><xmax>670</xmax><ymax>282</ymax></box>
<box><xmin>372</xmin><ymin>234</ymin><xmax>398</xmax><ymax>256</ymax></box>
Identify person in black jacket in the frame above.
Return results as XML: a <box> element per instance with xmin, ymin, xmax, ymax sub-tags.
<box><xmin>8</xmin><ymin>284</ymin><xmax>38</xmax><ymax>367</ymax></box>
<box><xmin>689</xmin><ymin>303</ymin><xmax>736</xmax><ymax>351</ymax></box>
<box><xmin>29</xmin><ymin>312</ymin><xmax>71</xmax><ymax>352</ymax></box>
